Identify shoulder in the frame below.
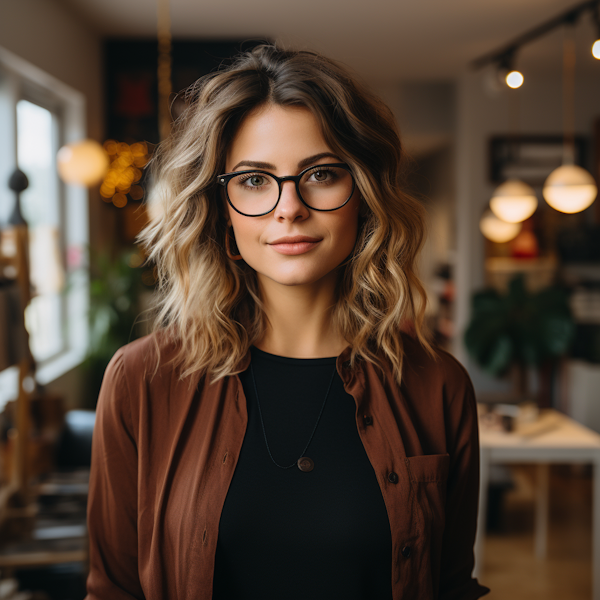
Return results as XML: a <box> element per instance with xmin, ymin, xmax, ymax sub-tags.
<box><xmin>399</xmin><ymin>331</ymin><xmax>476</xmax><ymax>407</ymax></box>
<box><xmin>98</xmin><ymin>331</ymin><xmax>181</xmax><ymax>431</ymax></box>
<box><xmin>396</xmin><ymin>333</ymin><xmax>479</xmax><ymax>456</ymax></box>
<box><xmin>107</xmin><ymin>330</ymin><xmax>178</xmax><ymax>383</ymax></box>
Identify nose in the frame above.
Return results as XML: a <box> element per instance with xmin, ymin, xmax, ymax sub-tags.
<box><xmin>273</xmin><ymin>179</ymin><xmax>310</xmax><ymax>222</ymax></box>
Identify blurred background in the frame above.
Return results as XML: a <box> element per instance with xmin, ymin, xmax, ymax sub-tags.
<box><xmin>1</xmin><ymin>0</ymin><xmax>600</xmax><ymax>598</ymax></box>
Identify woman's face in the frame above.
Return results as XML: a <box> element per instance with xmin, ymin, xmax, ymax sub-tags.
<box><xmin>224</xmin><ymin>104</ymin><xmax>361</xmax><ymax>288</ymax></box>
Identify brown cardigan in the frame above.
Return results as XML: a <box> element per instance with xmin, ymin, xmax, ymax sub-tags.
<box><xmin>85</xmin><ymin>331</ymin><xmax>491</xmax><ymax>600</ymax></box>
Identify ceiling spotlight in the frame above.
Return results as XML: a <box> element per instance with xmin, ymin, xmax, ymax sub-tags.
<box><xmin>593</xmin><ymin>39</ymin><xmax>600</xmax><ymax>59</ymax></box>
<box><xmin>497</xmin><ymin>52</ymin><xmax>524</xmax><ymax>89</ymax></box>
<box><xmin>505</xmin><ymin>70</ymin><xmax>524</xmax><ymax>88</ymax></box>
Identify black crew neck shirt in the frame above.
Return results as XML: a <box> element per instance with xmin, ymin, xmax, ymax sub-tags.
<box><xmin>212</xmin><ymin>346</ymin><xmax>393</xmax><ymax>600</ymax></box>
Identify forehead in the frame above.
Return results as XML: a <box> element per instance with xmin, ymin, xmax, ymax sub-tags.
<box><xmin>226</xmin><ymin>104</ymin><xmax>332</xmax><ymax>169</ymax></box>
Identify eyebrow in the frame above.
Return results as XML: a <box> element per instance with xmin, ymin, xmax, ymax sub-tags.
<box><xmin>231</xmin><ymin>152</ymin><xmax>342</xmax><ymax>172</ymax></box>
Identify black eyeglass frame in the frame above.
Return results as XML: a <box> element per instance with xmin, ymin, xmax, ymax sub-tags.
<box><xmin>216</xmin><ymin>162</ymin><xmax>356</xmax><ymax>217</ymax></box>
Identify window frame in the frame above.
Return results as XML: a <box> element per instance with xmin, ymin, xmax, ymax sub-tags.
<box><xmin>0</xmin><ymin>46</ymin><xmax>89</xmax><ymax>409</ymax></box>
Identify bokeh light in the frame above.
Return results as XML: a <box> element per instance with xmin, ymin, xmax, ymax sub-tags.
<box><xmin>57</xmin><ymin>140</ymin><xmax>109</xmax><ymax>186</ymax></box>
<box><xmin>505</xmin><ymin>70</ymin><xmax>524</xmax><ymax>89</ymax></box>
<box><xmin>100</xmin><ymin>139</ymin><xmax>149</xmax><ymax>207</ymax></box>
<box><xmin>112</xmin><ymin>193</ymin><xmax>128</xmax><ymax>208</ymax></box>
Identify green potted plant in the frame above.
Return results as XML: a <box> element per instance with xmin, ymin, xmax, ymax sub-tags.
<box><xmin>81</xmin><ymin>246</ymin><xmax>155</xmax><ymax>408</ymax></box>
<box><xmin>464</xmin><ymin>273</ymin><xmax>576</xmax><ymax>403</ymax></box>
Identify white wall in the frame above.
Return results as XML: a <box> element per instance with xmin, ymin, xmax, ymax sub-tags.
<box><xmin>0</xmin><ymin>0</ymin><xmax>103</xmax><ymax>141</ymax></box>
<box><xmin>373</xmin><ymin>82</ymin><xmax>458</xmax><ymax>343</ymax></box>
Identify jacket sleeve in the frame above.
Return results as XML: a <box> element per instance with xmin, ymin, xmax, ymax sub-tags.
<box><xmin>85</xmin><ymin>348</ymin><xmax>145</xmax><ymax>600</ymax></box>
<box><xmin>438</xmin><ymin>361</ymin><xmax>491</xmax><ymax>600</ymax></box>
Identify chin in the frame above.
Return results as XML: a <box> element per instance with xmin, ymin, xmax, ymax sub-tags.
<box><xmin>266</xmin><ymin>271</ymin><xmax>325</xmax><ymax>287</ymax></box>
<box><xmin>258</xmin><ymin>263</ymin><xmax>336</xmax><ymax>287</ymax></box>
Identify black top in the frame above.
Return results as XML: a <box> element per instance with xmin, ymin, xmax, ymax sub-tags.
<box><xmin>212</xmin><ymin>346</ymin><xmax>392</xmax><ymax>600</ymax></box>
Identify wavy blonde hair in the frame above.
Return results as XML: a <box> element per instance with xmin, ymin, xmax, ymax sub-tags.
<box><xmin>138</xmin><ymin>44</ymin><xmax>437</xmax><ymax>387</ymax></box>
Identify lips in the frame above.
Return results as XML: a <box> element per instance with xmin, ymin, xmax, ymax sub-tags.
<box><xmin>268</xmin><ymin>235</ymin><xmax>323</xmax><ymax>256</ymax></box>
<box><xmin>269</xmin><ymin>235</ymin><xmax>322</xmax><ymax>245</ymax></box>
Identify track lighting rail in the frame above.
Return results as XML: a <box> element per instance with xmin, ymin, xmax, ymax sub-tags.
<box><xmin>470</xmin><ymin>0</ymin><xmax>599</xmax><ymax>70</ymax></box>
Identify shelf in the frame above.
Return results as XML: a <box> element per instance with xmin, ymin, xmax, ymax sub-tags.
<box><xmin>485</xmin><ymin>256</ymin><xmax>558</xmax><ymax>293</ymax></box>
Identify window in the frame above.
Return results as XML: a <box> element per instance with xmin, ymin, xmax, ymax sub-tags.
<box><xmin>17</xmin><ymin>99</ymin><xmax>65</xmax><ymax>362</ymax></box>
<box><xmin>0</xmin><ymin>47</ymin><xmax>89</xmax><ymax>410</ymax></box>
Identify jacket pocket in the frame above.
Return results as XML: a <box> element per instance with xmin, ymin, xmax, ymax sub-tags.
<box><xmin>405</xmin><ymin>453</ymin><xmax>451</xmax><ymax>596</ymax></box>
<box><xmin>406</xmin><ymin>453</ymin><xmax>450</xmax><ymax>483</ymax></box>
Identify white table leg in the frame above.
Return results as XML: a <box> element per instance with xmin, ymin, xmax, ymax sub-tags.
<box><xmin>534</xmin><ymin>463</ymin><xmax>549</xmax><ymax>559</ymax></box>
<box><xmin>474</xmin><ymin>447</ymin><xmax>490</xmax><ymax>579</ymax></box>
<box><xmin>593</xmin><ymin>454</ymin><xmax>600</xmax><ymax>600</ymax></box>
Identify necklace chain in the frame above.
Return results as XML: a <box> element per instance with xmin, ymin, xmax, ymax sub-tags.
<box><xmin>249</xmin><ymin>361</ymin><xmax>337</xmax><ymax>470</ymax></box>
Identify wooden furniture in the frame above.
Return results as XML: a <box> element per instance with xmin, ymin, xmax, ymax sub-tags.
<box><xmin>0</xmin><ymin>468</ymin><xmax>89</xmax><ymax>577</ymax></box>
<box><xmin>474</xmin><ymin>407</ymin><xmax>600</xmax><ymax>600</ymax></box>
<box><xmin>0</xmin><ymin>221</ymin><xmax>37</xmax><ymax>534</ymax></box>
<box><xmin>0</xmin><ymin>173</ymin><xmax>89</xmax><ymax>587</ymax></box>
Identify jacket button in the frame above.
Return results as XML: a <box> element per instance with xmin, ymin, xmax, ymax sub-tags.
<box><xmin>363</xmin><ymin>415</ymin><xmax>373</xmax><ymax>426</ymax></box>
<box><xmin>401</xmin><ymin>545</ymin><xmax>411</xmax><ymax>558</ymax></box>
<box><xmin>388</xmin><ymin>472</ymin><xmax>399</xmax><ymax>484</ymax></box>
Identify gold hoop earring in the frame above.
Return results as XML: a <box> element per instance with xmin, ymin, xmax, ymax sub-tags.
<box><xmin>225</xmin><ymin>226</ymin><xmax>243</xmax><ymax>261</ymax></box>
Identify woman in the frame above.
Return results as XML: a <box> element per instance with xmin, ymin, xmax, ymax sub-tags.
<box><xmin>85</xmin><ymin>44</ymin><xmax>490</xmax><ymax>600</ymax></box>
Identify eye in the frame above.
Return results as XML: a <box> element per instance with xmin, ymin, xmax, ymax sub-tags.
<box><xmin>236</xmin><ymin>173</ymin><xmax>270</xmax><ymax>188</ymax></box>
<box><xmin>311</xmin><ymin>170</ymin><xmax>330</xmax><ymax>182</ymax></box>
<box><xmin>248</xmin><ymin>175</ymin><xmax>268</xmax><ymax>186</ymax></box>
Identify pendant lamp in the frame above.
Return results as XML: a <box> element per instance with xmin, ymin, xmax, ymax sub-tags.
<box><xmin>489</xmin><ymin>78</ymin><xmax>538</xmax><ymax>224</ymax></box>
<box><xmin>543</xmin><ymin>163</ymin><xmax>597</xmax><ymax>213</ymax></box>
<box><xmin>543</xmin><ymin>23</ymin><xmax>597</xmax><ymax>214</ymax></box>
<box><xmin>490</xmin><ymin>179</ymin><xmax>538</xmax><ymax>223</ymax></box>
<box><xmin>480</xmin><ymin>209</ymin><xmax>522</xmax><ymax>243</ymax></box>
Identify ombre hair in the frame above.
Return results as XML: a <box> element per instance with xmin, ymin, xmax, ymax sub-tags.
<box><xmin>137</xmin><ymin>43</ymin><xmax>437</xmax><ymax>387</ymax></box>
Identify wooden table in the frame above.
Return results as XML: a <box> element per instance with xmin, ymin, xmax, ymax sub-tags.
<box><xmin>474</xmin><ymin>407</ymin><xmax>600</xmax><ymax>599</ymax></box>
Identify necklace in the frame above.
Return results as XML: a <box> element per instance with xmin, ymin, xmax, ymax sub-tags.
<box><xmin>249</xmin><ymin>361</ymin><xmax>337</xmax><ymax>472</ymax></box>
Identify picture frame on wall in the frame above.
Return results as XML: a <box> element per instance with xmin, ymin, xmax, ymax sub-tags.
<box><xmin>489</xmin><ymin>134</ymin><xmax>588</xmax><ymax>186</ymax></box>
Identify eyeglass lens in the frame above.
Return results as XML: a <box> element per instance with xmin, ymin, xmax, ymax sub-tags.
<box><xmin>226</xmin><ymin>165</ymin><xmax>353</xmax><ymax>215</ymax></box>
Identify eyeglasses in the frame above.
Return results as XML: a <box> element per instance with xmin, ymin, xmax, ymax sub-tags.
<box><xmin>216</xmin><ymin>163</ymin><xmax>356</xmax><ymax>217</ymax></box>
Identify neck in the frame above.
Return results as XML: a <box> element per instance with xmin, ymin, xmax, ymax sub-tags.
<box><xmin>254</xmin><ymin>271</ymin><xmax>347</xmax><ymax>358</ymax></box>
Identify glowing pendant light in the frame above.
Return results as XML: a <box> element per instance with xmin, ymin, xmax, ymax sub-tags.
<box><xmin>543</xmin><ymin>23</ymin><xmax>597</xmax><ymax>214</ymax></box>
<box><xmin>480</xmin><ymin>209</ymin><xmax>522</xmax><ymax>243</ymax></box>
<box><xmin>543</xmin><ymin>164</ymin><xmax>597</xmax><ymax>213</ymax></box>
<box><xmin>490</xmin><ymin>179</ymin><xmax>538</xmax><ymax>223</ymax></box>
<box><xmin>489</xmin><ymin>74</ymin><xmax>537</xmax><ymax>225</ymax></box>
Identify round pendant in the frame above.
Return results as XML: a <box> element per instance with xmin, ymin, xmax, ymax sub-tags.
<box><xmin>297</xmin><ymin>457</ymin><xmax>314</xmax><ymax>472</ymax></box>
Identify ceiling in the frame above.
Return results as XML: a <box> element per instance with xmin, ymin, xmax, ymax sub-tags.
<box><xmin>61</xmin><ymin>0</ymin><xmax>599</xmax><ymax>84</ymax></box>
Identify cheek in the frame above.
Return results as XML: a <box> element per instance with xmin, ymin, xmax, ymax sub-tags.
<box><xmin>335</xmin><ymin>203</ymin><xmax>360</xmax><ymax>250</ymax></box>
<box><xmin>229</xmin><ymin>216</ymin><xmax>261</xmax><ymax>254</ymax></box>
